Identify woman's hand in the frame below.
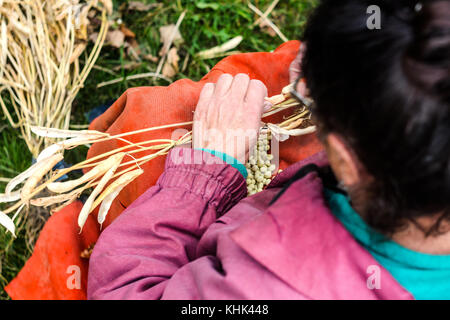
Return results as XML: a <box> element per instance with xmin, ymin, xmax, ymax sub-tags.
<box><xmin>193</xmin><ymin>73</ymin><xmax>268</xmax><ymax>164</ymax></box>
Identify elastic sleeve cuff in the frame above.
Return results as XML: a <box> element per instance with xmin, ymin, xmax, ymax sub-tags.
<box><xmin>159</xmin><ymin>148</ymin><xmax>247</xmax><ymax>216</ymax></box>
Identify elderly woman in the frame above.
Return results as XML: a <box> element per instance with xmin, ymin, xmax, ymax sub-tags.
<box><xmin>88</xmin><ymin>0</ymin><xmax>450</xmax><ymax>300</ymax></box>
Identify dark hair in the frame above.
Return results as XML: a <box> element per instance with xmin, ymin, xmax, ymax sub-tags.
<box><xmin>301</xmin><ymin>0</ymin><xmax>450</xmax><ymax>235</ymax></box>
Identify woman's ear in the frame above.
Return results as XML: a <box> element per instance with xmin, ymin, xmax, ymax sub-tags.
<box><xmin>325</xmin><ymin>133</ymin><xmax>361</xmax><ymax>187</ymax></box>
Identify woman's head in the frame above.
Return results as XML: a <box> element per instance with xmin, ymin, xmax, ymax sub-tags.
<box><xmin>301</xmin><ymin>0</ymin><xmax>450</xmax><ymax>235</ymax></box>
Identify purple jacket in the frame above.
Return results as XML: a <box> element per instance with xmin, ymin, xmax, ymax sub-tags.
<box><xmin>88</xmin><ymin>148</ymin><xmax>413</xmax><ymax>300</ymax></box>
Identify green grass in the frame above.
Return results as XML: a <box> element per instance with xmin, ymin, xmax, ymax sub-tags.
<box><xmin>0</xmin><ymin>124</ymin><xmax>33</xmax><ymax>299</ymax></box>
<box><xmin>0</xmin><ymin>0</ymin><xmax>317</xmax><ymax>299</ymax></box>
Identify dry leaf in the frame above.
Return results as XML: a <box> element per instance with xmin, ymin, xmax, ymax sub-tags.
<box><xmin>159</xmin><ymin>24</ymin><xmax>183</xmax><ymax>56</ymax></box>
<box><xmin>120</xmin><ymin>25</ymin><xmax>135</xmax><ymax>38</ymax></box>
<box><xmin>125</xmin><ymin>38</ymin><xmax>142</xmax><ymax>61</ymax></box>
<box><xmin>106</xmin><ymin>29</ymin><xmax>125</xmax><ymax>48</ymax></box>
<box><xmin>128</xmin><ymin>1</ymin><xmax>159</xmax><ymax>11</ymax></box>
<box><xmin>162</xmin><ymin>47</ymin><xmax>180</xmax><ymax>78</ymax></box>
<box><xmin>89</xmin><ymin>32</ymin><xmax>99</xmax><ymax>43</ymax></box>
<box><xmin>144</xmin><ymin>54</ymin><xmax>158</xmax><ymax>63</ymax></box>
<box><xmin>259</xmin><ymin>20</ymin><xmax>277</xmax><ymax>37</ymax></box>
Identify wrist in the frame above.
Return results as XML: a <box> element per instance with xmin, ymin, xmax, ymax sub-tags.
<box><xmin>195</xmin><ymin>148</ymin><xmax>248</xmax><ymax>179</ymax></box>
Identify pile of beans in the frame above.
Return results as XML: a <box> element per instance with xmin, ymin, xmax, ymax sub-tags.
<box><xmin>245</xmin><ymin>131</ymin><xmax>277</xmax><ymax>195</ymax></box>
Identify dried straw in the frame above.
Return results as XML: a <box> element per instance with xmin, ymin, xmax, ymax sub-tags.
<box><xmin>0</xmin><ymin>0</ymin><xmax>110</xmax><ymax>158</ymax></box>
<box><xmin>252</xmin><ymin>0</ymin><xmax>280</xmax><ymax>27</ymax></box>
<box><xmin>248</xmin><ymin>2</ymin><xmax>288</xmax><ymax>42</ymax></box>
<box><xmin>154</xmin><ymin>10</ymin><xmax>186</xmax><ymax>80</ymax></box>
<box><xmin>196</xmin><ymin>36</ymin><xmax>243</xmax><ymax>60</ymax></box>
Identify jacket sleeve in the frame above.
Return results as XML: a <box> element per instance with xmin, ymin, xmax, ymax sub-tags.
<box><xmin>87</xmin><ymin>148</ymin><xmax>247</xmax><ymax>299</ymax></box>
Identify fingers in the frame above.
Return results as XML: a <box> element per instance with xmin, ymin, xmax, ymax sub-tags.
<box><xmin>198</xmin><ymin>82</ymin><xmax>215</xmax><ymax>105</ymax></box>
<box><xmin>194</xmin><ymin>82</ymin><xmax>214</xmax><ymax>122</ymax></box>
<box><xmin>214</xmin><ymin>74</ymin><xmax>233</xmax><ymax>96</ymax></box>
<box><xmin>195</xmin><ymin>74</ymin><xmax>266</xmax><ymax>124</ymax></box>
<box><xmin>246</xmin><ymin>79</ymin><xmax>268</xmax><ymax>116</ymax></box>
<box><xmin>192</xmin><ymin>74</ymin><xmax>267</xmax><ymax>162</ymax></box>
<box><xmin>230</xmin><ymin>73</ymin><xmax>251</xmax><ymax>99</ymax></box>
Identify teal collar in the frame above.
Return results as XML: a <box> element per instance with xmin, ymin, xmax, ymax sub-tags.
<box><xmin>325</xmin><ymin>188</ymin><xmax>450</xmax><ymax>299</ymax></box>
<box><xmin>324</xmin><ymin>189</ymin><xmax>450</xmax><ymax>270</ymax></box>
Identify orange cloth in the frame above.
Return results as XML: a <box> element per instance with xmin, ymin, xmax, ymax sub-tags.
<box><xmin>5</xmin><ymin>40</ymin><xmax>323</xmax><ymax>299</ymax></box>
<box><xmin>5</xmin><ymin>201</ymin><xmax>100</xmax><ymax>299</ymax></box>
